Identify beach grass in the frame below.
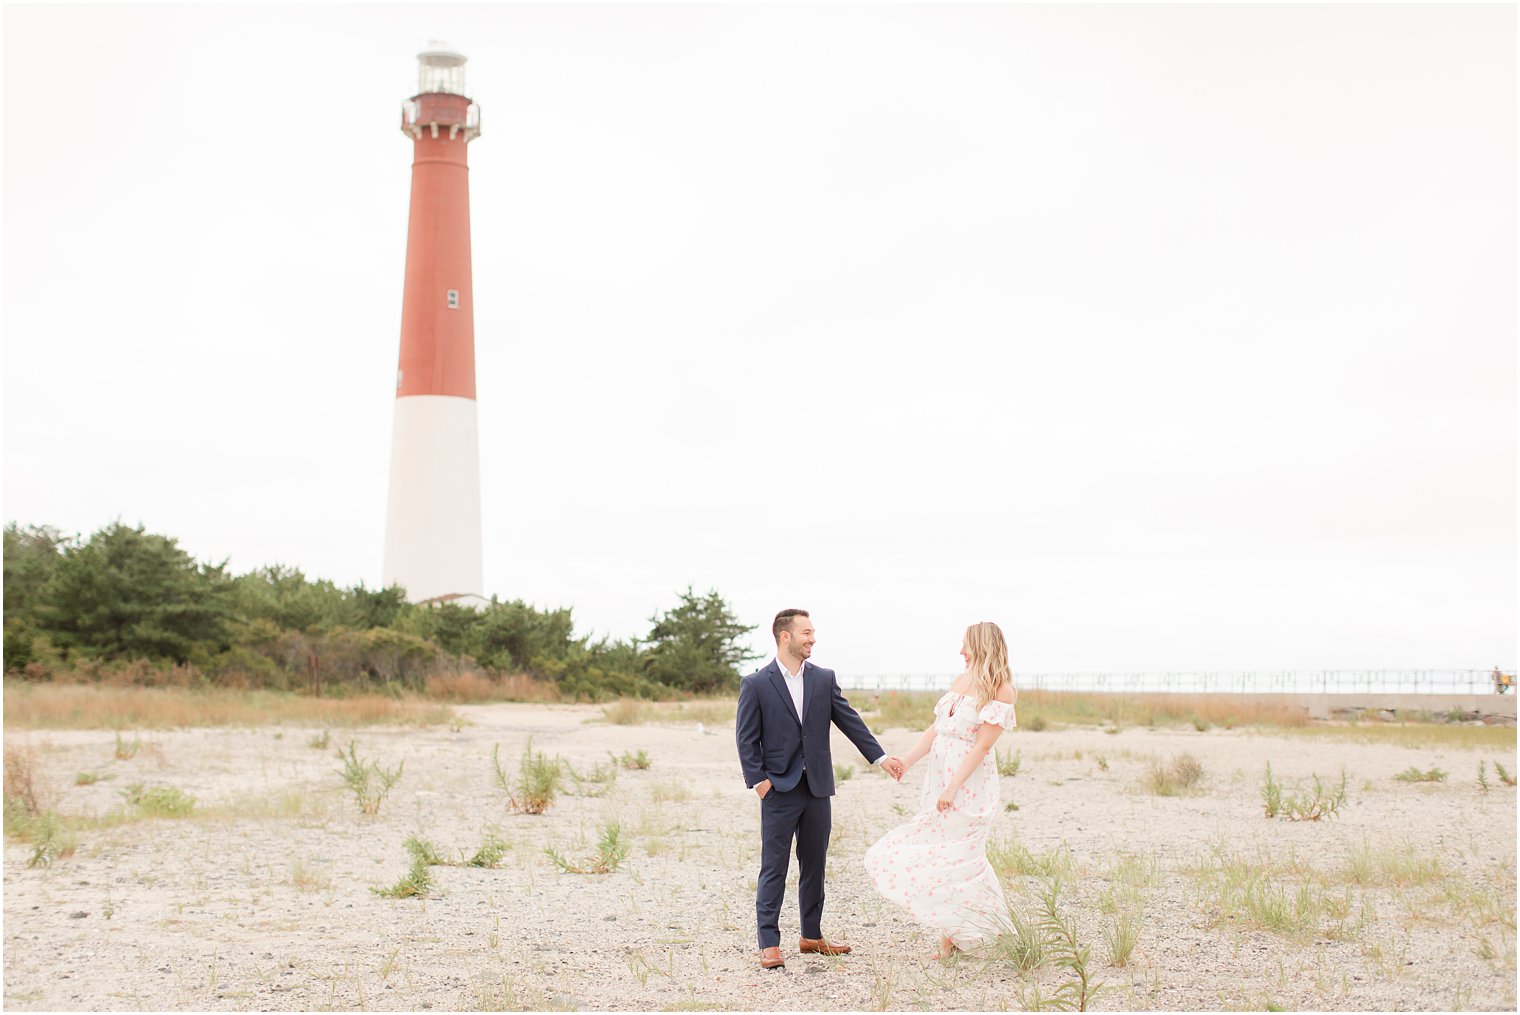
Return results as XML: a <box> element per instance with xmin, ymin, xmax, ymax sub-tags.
<box><xmin>598</xmin><ymin>698</ymin><xmax>736</xmax><ymax>726</ymax></box>
<box><xmin>858</xmin><ymin>689</ymin><xmax>1315</xmax><ymax>731</ymax></box>
<box><xmin>3</xmin><ymin>680</ymin><xmax>454</xmax><ymax>730</ymax></box>
<box><xmin>1276</xmin><ymin>723</ymin><xmax>1515</xmax><ymax>750</ymax></box>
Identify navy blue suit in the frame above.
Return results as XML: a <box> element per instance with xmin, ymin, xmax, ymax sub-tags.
<box><xmin>735</xmin><ymin>659</ymin><xmax>884</xmax><ymax>949</ymax></box>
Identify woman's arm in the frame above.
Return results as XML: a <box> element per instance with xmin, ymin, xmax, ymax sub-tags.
<box><xmin>936</xmin><ymin>720</ymin><xmax>1006</xmax><ymax>811</ymax></box>
<box><xmin>900</xmin><ymin>724</ymin><xmax>938</xmax><ymax>770</ymax></box>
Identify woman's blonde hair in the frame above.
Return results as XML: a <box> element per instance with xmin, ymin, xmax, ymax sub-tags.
<box><xmin>964</xmin><ymin>621</ymin><xmax>1014</xmax><ymax>710</ymax></box>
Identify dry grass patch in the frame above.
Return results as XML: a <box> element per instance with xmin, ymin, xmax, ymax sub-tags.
<box><xmin>857</xmin><ymin>689</ymin><xmax>1312</xmax><ymax>731</ymax></box>
<box><xmin>1339</xmin><ymin>839</ymin><xmax>1445</xmax><ymax>888</ymax></box>
<box><xmin>1278</xmin><ymin>723</ymin><xmax>1515</xmax><ymax>751</ymax></box>
<box><xmin>858</xmin><ymin>691</ymin><xmax>940</xmax><ymax>729</ymax></box>
<box><xmin>988</xmin><ymin>833</ymin><xmax>1075</xmax><ymax>881</ymax></box>
<box><xmin>1142</xmin><ymin>753</ymin><xmax>1206</xmax><ymax>796</ymax></box>
<box><xmin>600</xmin><ymin>698</ymin><xmax>735</xmax><ymax>726</ymax></box>
<box><xmin>1019</xmin><ymin>690</ymin><xmax>1309</xmax><ymax>730</ymax></box>
<box><xmin>289</xmin><ymin>857</ymin><xmax>333</xmax><ymax>892</ymax></box>
<box><xmin>4</xmin><ymin>680</ymin><xmax>454</xmax><ymax>730</ymax></box>
<box><xmin>4</xmin><ymin>745</ymin><xmax>43</xmax><ymax>815</ymax></box>
<box><xmin>423</xmin><ymin>670</ymin><xmax>559</xmax><ymax>703</ymax></box>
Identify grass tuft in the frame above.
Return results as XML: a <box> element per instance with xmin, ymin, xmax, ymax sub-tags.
<box><xmin>1393</xmin><ymin>766</ymin><xmax>1448</xmax><ymax>783</ymax></box>
<box><xmin>403</xmin><ymin>834</ymin><xmax>444</xmax><ymax>866</ymax></box>
<box><xmin>494</xmin><ymin>739</ymin><xmax>564</xmax><ymax>814</ymax></box>
<box><xmin>465</xmin><ymin>833</ymin><xmax>510</xmax><ymax>868</ymax></box>
<box><xmin>1262</xmin><ymin>763</ymin><xmax>1347</xmax><ymax>821</ymax></box>
<box><xmin>1020</xmin><ymin>877</ymin><xmax>1105</xmax><ymax>1011</ymax></box>
<box><xmin>123</xmin><ymin>783</ymin><xmax>196</xmax><ymax>818</ymax></box>
<box><xmin>614</xmin><ymin>749</ymin><xmax>651</xmax><ymax>770</ymax></box>
<box><xmin>1143</xmin><ymin>753</ymin><xmax>1205</xmax><ymax>796</ymax></box>
<box><xmin>996</xmin><ymin>748</ymin><xmax>1022</xmax><ymax>777</ymax></box>
<box><xmin>989</xmin><ymin>835</ymin><xmax>1074</xmax><ymax>881</ymax></box>
<box><xmin>1493</xmin><ymin>761</ymin><xmax>1516</xmax><ymax>787</ymax></box>
<box><xmin>566</xmin><ymin>759</ymin><xmax>619</xmax><ymax>798</ymax></box>
<box><xmin>4</xmin><ymin>747</ymin><xmax>42</xmax><ymax>815</ymax></box>
<box><xmin>337</xmin><ymin>741</ymin><xmax>403</xmax><ymax>816</ymax></box>
<box><xmin>373</xmin><ymin>853</ymin><xmax>432</xmax><ymax>899</ymax></box>
<box><xmin>989</xmin><ymin>898</ymin><xmax>1046</xmax><ymax>972</ymax></box>
<box><xmin>545</xmin><ymin>821</ymin><xmax>630</xmax><ymax>874</ymax></box>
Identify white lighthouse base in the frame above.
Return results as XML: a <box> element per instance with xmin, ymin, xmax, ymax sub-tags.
<box><xmin>382</xmin><ymin>394</ymin><xmax>485</xmax><ymax>604</ymax></box>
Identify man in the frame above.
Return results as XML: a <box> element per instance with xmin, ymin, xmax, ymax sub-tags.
<box><xmin>735</xmin><ymin>608</ymin><xmax>903</xmax><ymax>970</ymax></box>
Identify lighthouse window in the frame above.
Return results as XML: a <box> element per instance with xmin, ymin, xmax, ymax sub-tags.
<box><xmin>447</xmin><ymin>289</ymin><xmax>460</xmax><ymax>309</ymax></box>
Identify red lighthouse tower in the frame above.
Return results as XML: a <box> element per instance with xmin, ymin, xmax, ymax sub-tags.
<box><xmin>382</xmin><ymin>42</ymin><xmax>485</xmax><ymax>604</ymax></box>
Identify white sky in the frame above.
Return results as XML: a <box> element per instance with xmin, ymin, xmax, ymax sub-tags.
<box><xmin>3</xmin><ymin>4</ymin><xmax>1515</xmax><ymax>676</ymax></box>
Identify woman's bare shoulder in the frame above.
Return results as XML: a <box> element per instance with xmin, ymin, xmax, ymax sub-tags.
<box><xmin>995</xmin><ymin>683</ymin><xmax>1017</xmax><ymax>704</ymax></box>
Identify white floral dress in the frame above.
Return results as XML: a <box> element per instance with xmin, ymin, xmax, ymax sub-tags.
<box><xmin>863</xmin><ymin>691</ymin><xmax>1017</xmax><ymax>949</ymax></box>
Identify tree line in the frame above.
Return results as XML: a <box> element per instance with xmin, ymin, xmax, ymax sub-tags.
<box><xmin>3</xmin><ymin>521</ymin><xmax>756</xmax><ymax>699</ymax></box>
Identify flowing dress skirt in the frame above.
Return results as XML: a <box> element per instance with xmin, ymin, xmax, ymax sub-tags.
<box><xmin>863</xmin><ymin>695</ymin><xmax>1014</xmax><ymax>949</ymax></box>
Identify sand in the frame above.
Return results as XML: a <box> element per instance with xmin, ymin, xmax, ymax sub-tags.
<box><xmin>3</xmin><ymin>703</ymin><xmax>1516</xmax><ymax>1011</ymax></box>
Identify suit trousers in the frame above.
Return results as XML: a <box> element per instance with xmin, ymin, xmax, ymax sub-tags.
<box><xmin>756</xmin><ymin>783</ymin><xmax>831</xmax><ymax>949</ymax></box>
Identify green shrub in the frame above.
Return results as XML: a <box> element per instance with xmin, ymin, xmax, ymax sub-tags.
<box><xmin>639</xmin><ymin>587</ymin><xmax>756</xmax><ymax>694</ymax></box>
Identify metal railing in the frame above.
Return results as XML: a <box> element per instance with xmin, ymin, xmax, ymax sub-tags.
<box><xmin>843</xmin><ymin>670</ymin><xmax>1506</xmax><ymax>696</ymax></box>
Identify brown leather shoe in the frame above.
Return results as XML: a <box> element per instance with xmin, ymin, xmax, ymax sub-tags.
<box><xmin>799</xmin><ymin>937</ymin><xmax>851</xmax><ymax>956</ymax></box>
<box><xmin>759</xmin><ymin>946</ymin><xmax>785</xmax><ymax>969</ymax></box>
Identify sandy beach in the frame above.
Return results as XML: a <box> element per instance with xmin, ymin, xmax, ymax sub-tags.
<box><xmin>4</xmin><ymin>702</ymin><xmax>1515</xmax><ymax>1011</ymax></box>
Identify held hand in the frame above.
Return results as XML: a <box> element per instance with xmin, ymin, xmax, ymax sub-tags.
<box><xmin>754</xmin><ymin>779</ymin><xmax>772</xmax><ymax>800</ymax></box>
<box><xmin>878</xmin><ymin>757</ymin><xmax>904</xmax><ymax>781</ymax></box>
<box><xmin>936</xmin><ymin>787</ymin><xmax>957</xmax><ymax>813</ymax></box>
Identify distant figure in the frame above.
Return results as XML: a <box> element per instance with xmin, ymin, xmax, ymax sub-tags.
<box><xmin>864</xmin><ymin>621</ymin><xmax>1018</xmax><ymax>960</ymax></box>
<box><xmin>1494</xmin><ymin>667</ymin><xmax>1514</xmax><ymax>695</ymax></box>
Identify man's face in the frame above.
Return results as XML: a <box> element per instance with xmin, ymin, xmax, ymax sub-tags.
<box><xmin>784</xmin><ymin>618</ymin><xmax>816</xmax><ymax>659</ymax></box>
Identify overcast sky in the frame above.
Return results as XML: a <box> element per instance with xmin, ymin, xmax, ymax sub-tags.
<box><xmin>3</xmin><ymin>4</ymin><xmax>1514</xmax><ymax>677</ymax></box>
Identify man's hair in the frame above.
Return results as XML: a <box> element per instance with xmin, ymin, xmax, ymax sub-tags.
<box><xmin>772</xmin><ymin>609</ymin><xmax>810</xmax><ymax>643</ymax></box>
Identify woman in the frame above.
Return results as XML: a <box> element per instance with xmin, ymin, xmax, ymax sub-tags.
<box><xmin>863</xmin><ymin>621</ymin><xmax>1018</xmax><ymax>959</ymax></box>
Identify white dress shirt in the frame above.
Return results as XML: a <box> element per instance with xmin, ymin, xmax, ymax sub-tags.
<box><xmin>776</xmin><ymin>656</ymin><xmax>807</xmax><ymax>718</ymax></box>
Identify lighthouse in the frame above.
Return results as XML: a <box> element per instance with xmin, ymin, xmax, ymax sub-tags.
<box><xmin>382</xmin><ymin>42</ymin><xmax>485</xmax><ymax>605</ymax></box>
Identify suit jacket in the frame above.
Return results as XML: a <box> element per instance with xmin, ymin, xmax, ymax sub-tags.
<box><xmin>735</xmin><ymin>659</ymin><xmax>884</xmax><ymax>797</ymax></box>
